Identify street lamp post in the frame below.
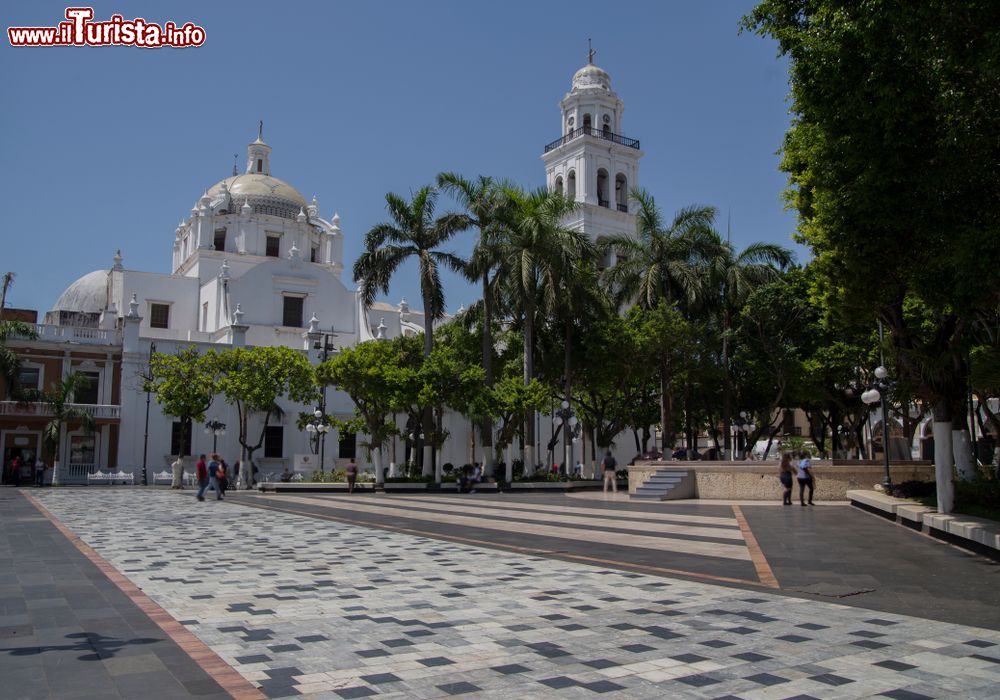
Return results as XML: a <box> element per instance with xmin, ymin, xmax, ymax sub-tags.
<box><xmin>553</xmin><ymin>400</ymin><xmax>577</xmax><ymax>475</ymax></box>
<box><xmin>204</xmin><ymin>418</ymin><xmax>226</xmax><ymax>453</ymax></box>
<box><xmin>305</xmin><ymin>408</ymin><xmax>331</xmax><ymax>476</ymax></box>
<box><xmin>732</xmin><ymin>411</ymin><xmax>756</xmax><ymax>460</ymax></box>
<box><xmin>313</xmin><ymin>333</ymin><xmax>337</xmax><ymax>475</ymax></box>
<box><xmin>861</xmin><ymin>366</ymin><xmax>893</xmax><ymax>492</ymax></box>
<box><xmin>141</xmin><ymin>341</ymin><xmax>156</xmax><ymax>486</ymax></box>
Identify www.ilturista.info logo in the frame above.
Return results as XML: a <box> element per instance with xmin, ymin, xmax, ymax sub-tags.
<box><xmin>8</xmin><ymin>7</ymin><xmax>206</xmax><ymax>48</ymax></box>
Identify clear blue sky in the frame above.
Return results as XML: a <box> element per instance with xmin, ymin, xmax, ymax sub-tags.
<box><xmin>1</xmin><ymin>0</ymin><xmax>800</xmax><ymax>317</ymax></box>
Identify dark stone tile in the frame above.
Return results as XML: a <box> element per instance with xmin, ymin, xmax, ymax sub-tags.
<box><xmin>864</xmin><ymin>619</ymin><xmax>900</xmax><ymax>627</ymax></box>
<box><xmin>620</xmin><ymin>643</ymin><xmax>655</xmax><ymax>653</ymax></box>
<box><xmin>356</xmin><ymin>648</ymin><xmax>390</xmax><ymax>658</ymax></box>
<box><xmin>436</xmin><ymin>681</ymin><xmax>481</xmax><ymax>695</ymax></box>
<box><xmin>581</xmin><ymin>680</ymin><xmax>627</xmax><ymax>693</ymax></box>
<box><xmin>965</xmin><ymin>640</ymin><xmax>997</xmax><ymax>648</ymax></box>
<box><xmin>381</xmin><ymin>638</ymin><xmax>414</xmax><ymax>648</ymax></box>
<box><xmin>538</xmin><ymin>676</ymin><xmax>578</xmax><ymax>689</ymax></box>
<box><xmin>851</xmin><ymin>640</ymin><xmax>889</xmax><ymax>650</ymax></box>
<box><xmin>776</xmin><ymin>635</ymin><xmax>811</xmax><ymax>643</ymax></box>
<box><xmin>733</xmin><ymin>652</ymin><xmax>771</xmax><ymax>662</ymax></box>
<box><xmin>267</xmin><ymin>643</ymin><xmax>302</xmax><ymax>653</ymax></box>
<box><xmin>874</xmin><ymin>660</ymin><xmax>917</xmax><ymax>672</ymax></box>
<box><xmin>746</xmin><ymin>672</ymin><xmax>789</xmax><ymax>686</ymax></box>
<box><xmin>675</xmin><ymin>674</ymin><xmax>721</xmax><ymax>687</ymax></box>
<box><xmin>334</xmin><ymin>686</ymin><xmax>377</xmax><ymax>699</ymax></box>
<box><xmin>700</xmin><ymin>639</ymin><xmax>735</xmax><ymax>648</ymax></box>
<box><xmin>810</xmin><ymin>673</ymin><xmax>854</xmax><ymax>686</ymax></box>
<box><xmin>234</xmin><ymin>654</ymin><xmax>271</xmax><ymax>664</ymax></box>
<box><xmin>879</xmin><ymin>690</ymin><xmax>934</xmax><ymax>700</ymax></box>
<box><xmin>671</xmin><ymin>653</ymin><xmax>709</xmax><ymax>663</ymax></box>
<box><xmin>491</xmin><ymin>663</ymin><xmax>531</xmax><ymax>674</ymax></box>
<box><xmin>582</xmin><ymin>659</ymin><xmax>618</xmax><ymax>669</ymax></box>
<box><xmin>417</xmin><ymin>656</ymin><xmax>454</xmax><ymax>667</ymax></box>
<box><xmin>971</xmin><ymin>653</ymin><xmax>1000</xmax><ymax>665</ymax></box>
<box><xmin>360</xmin><ymin>672</ymin><xmax>401</xmax><ymax>685</ymax></box>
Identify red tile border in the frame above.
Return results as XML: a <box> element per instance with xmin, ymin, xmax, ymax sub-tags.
<box><xmin>732</xmin><ymin>505</ymin><xmax>780</xmax><ymax>588</ymax></box>
<box><xmin>23</xmin><ymin>492</ymin><xmax>266</xmax><ymax>700</ymax></box>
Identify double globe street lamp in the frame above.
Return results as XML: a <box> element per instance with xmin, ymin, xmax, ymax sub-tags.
<box><xmin>733</xmin><ymin>411</ymin><xmax>756</xmax><ymax>460</ymax></box>
<box><xmin>204</xmin><ymin>418</ymin><xmax>226</xmax><ymax>453</ymax></box>
<box><xmin>305</xmin><ymin>408</ymin><xmax>331</xmax><ymax>474</ymax></box>
<box><xmin>861</xmin><ymin>365</ymin><xmax>893</xmax><ymax>492</ymax></box>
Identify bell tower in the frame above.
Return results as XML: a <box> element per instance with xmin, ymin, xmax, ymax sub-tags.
<box><xmin>541</xmin><ymin>48</ymin><xmax>643</xmax><ymax>248</ymax></box>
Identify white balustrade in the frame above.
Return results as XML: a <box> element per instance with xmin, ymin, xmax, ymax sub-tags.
<box><xmin>0</xmin><ymin>401</ymin><xmax>120</xmax><ymax>419</ymax></box>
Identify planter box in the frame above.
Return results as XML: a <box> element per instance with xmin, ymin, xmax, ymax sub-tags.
<box><xmin>508</xmin><ymin>480</ymin><xmax>620</xmax><ymax>492</ymax></box>
<box><xmin>259</xmin><ymin>482</ymin><xmax>375</xmax><ymax>493</ymax></box>
<box><xmin>383</xmin><ymin>482</ymin><xmax>429</xmax><ymax>491</ymax></box>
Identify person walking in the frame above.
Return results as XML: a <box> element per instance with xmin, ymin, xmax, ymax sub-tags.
<box><xmin>34</xmin><ymin>457</ymin><xmax>46</xmax><ymax>487</ymax></box>
<box><xmin>208</xmin><ymin>453</ymin><xmax>223</xmax><ymax>500</ymax></box>
<box><xmin>345</xmin><ymin>458</ymin><xmax>358</xmax><ymax>494</ymax></box>
<box><xmin>601</xmin><ymin>450</ymin><xmax>618</xmax><ymax>494</ymax></box>
<box><xmin>217</xmin><ymin>459</ymin><xmax>228</xmax><ymax>499</ymax></box>
<box><xmin>797</xmin><ymin>449</ymin><xmax>814</xmax><ymax>506</ymax></box>
<box><xmin>779</xmin><ymin>452</ymin><xmax>794</xmax><ymax>505</ymax></box>
<box><xmin>195</xmin><ymin>454</ymin><xmax>209</xmax><ymax>501</ymax></box>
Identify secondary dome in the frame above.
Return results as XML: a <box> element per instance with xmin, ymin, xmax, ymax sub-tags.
<box><xmin>204</xmin><ymin>173</ymin><xmax>308</xmax><ymax>220</ymax></box>
<box><xmin>51</xmin><ymin>269</ymin><xmax>108</xmax><ymax>314</ymax></box>
<box><xmin>572</xmin><ymin>63</ymin><xmax>612</xmax><ymax>91</ymax></box>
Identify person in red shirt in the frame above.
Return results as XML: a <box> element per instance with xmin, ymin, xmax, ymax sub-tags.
<box><xmin>195</xmin><ymin>454</ymin><xmax>209</xmax><ymax>501</ymax></box>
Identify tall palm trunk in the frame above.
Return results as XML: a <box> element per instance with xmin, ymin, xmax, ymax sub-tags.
<box><xmin>659</xmin><ymin>357</ymin><xmax>673</xmax><ymax>457</ymax></box>
<box><xmin>563</xmin><ymin>318</ymin><xmax>573</xmax><ymax>471</ymax></box>
<box><xmin>722</xmin><ymin>308</ymin><xmax>733</xmax><ymax>459</ymax></box>
<box><xmin>480</xmin><ymin>272</ymin><xmax>494</xmax><ymax>474</ymax></box>
<box><xmin>522</xmin><ymin>298</ymin><xmax>535</xmax><ymax>474</ymax></box>
<box><xmin>421</xmin><ymin>290</ymin><xmax>435</xmax><ymax>478</ymax></box>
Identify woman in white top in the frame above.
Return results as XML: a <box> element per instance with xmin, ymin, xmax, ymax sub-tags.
<box><xmin>796</xmin><ymin>450</ymin><xmax>814</xmax><ymax>506</ymax></box>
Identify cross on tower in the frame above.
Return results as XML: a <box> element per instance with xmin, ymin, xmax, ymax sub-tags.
<box><xmin>258</xmin><ymin>119</ymin><xmax>263</xmax><ymax>141</ymax></box>
<box><xmin>587</xmin><ymin>38</ymin><xmax>595</xmax><ymax>64</ymax></box>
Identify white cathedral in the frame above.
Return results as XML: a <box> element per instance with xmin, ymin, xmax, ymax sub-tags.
<box><xmin>28</xmin><ymin>57</ymin><xmax>643</xmax><ymax>483</ymax></box>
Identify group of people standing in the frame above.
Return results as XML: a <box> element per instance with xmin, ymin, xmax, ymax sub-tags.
<box><xmin>2</xmin><ymin>456</ymin><xmax>47</xmax><ymax>487</ymax></box>
<box><xmin>779</xmin><ymin>450</ymin><xmax>814</xmax><ymax>506</ymax></box>
<box><xmin>195</xmin><ymin>453</ymin><xmax>231</xmax><ymax>501</ymax></box>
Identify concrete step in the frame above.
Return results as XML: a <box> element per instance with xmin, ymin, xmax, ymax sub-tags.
<box><xmin>630</xmin><ymin>469</ymin><xmax>694</xmax><ymax>501</ymax></box>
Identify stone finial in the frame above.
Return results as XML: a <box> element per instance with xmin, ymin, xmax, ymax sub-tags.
<box><xmin>398</xmin><ymin>297</ymin><xmax>410</xmax><ymax>322</ymax></box>
<box><xmin>218</xmin><ymin>259</ymin><xmax>230</xmax><ymax>279</ymax></box>
<box><xmin>288</xmin><ymin>242</ymin><xmax>300</xmax><ymax>260</ymax></box>
<box><xmin>457</xmin><ymin>303</ymin><xmax>466</xmax><ymax>314</ymax></box>
<box><xmin>376</xmin><ymin>317</ymin><xmax>388</xmax><ymax>340</ymax></box>
<box><xmin>127</xmin><ymin>293</ymin><xmax>139</xmax><ymax>318</ymax></box>
<box><xmin>332</xmin><ymin>212</ymin><xmax>341</xmax><ymax>226</ymax></box>
<box><xmin>307</xmin><ymin>313</ymin><xmax>320</xmax><ymax>334</ymax></box>
<box><xmin>241</xmin><ymin>197</ymin><xmax>252</xmax><ymax>215</ymax></box>
<box><xmin>112</xmin><ymin>249</ymin><xmax>123</xmax><ymax>271</ymax></box>
<box><xmin>297</xmin><ymin>207</ymin><xmax>307</xmax><ymax>223</ymax></box>
<box><xmin>231</xmin><ymin>303</ymin><xmax>244</xmax><ymax>326</ymax></box>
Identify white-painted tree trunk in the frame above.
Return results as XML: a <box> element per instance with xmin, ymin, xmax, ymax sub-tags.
<box><xmin>524</xmin><ymin>444</ymin><xmax>535</xmax><ymax>477</ymax></box>
<box><xmin>505</xmin><ymin>445</ymin><xmax>513</xmax><ymax>483</ymax></box>
<box><xmin>171</xmin><ymin>457</ymin><xmax>184</xmax><ymax>489</ymax></box>
<box><xmin>373</xmin><ymin>446</ymin><xmax>384</xmax><ymax>485</ymax></box>
<box><xmin>952</xmin><ymin>429</ymin><xmax>976</xmax><ymax>480</ymax></box>
<box><xmin>932</xmin><ymin>421</ymin><xmax>955</xmax><ymax>513</ymax></box>
<box><xmin>435</xmin><ymin>447</ymin><xmax>443</xmax><ymax>484</ymax></box>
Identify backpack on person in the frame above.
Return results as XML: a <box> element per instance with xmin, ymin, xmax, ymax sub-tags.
<box><xmin>603</xmin><ymin>455</ymin><xmax>617</xmax><ymax>471</ymax></box>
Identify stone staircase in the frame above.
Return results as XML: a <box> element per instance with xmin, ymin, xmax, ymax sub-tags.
<box><xmin>630</xmin><ymin>469</ymin><xmax>695</xmax><ymax>501</ymax></box>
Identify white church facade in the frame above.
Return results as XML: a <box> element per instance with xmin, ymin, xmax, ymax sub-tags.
<box><xmin>3</xmin><ymin>58</ymin><xmax>644</xmax><ymax>484</ymax></box>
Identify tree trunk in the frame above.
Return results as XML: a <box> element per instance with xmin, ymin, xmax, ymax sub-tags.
<box><xmin>522</xmin><ymin>301</ymin><xmax>535</xmax><ymax>474</ymax></box>
<box><xmin>480</xmin><ymin>272</ymin><xmax>494</xmax><ymax>475</ymax></box>
<box><xmin>373</xmin><ymin>446</ymin><xmax>384</xmax><ymax>486</ymax></box>
<box><xmin>722</xmin><ymin>310</ymin><xmax>733</xmax><ymax>459</ymax></box>
<box><xmin>950</xmin><ymin>405</ymin><xmax>975</xmax><ymax>480</ymax></box>
<box><xmin>931</xmin><ymin>399</ymin><xmax>955</xmax><ymax>513</ymax></box>
<box><xmin>562</xmin><ymin>319</ymin><xmax>573</xmax><ymax>473</ymax></box>
<box><xmin>659</xmin><ymin>356</ymin><xmax>672</xmax><ymax>455</ymax></box>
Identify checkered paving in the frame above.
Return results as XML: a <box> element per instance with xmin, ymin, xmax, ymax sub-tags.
<box><xmin>32</xmin><ymin>490</ymin><xmax>1000</xmax><ymax>699</ymax></box>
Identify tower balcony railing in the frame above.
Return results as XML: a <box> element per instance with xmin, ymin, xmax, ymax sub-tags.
<box><xmin>0</xmin><ymin>401</ymin><xmax>121</xmax><ymax>420</ymax></box>
<box><xmin>10</xmin><ymin>324</ymin><xmax>121</xmax><ymax>346</ymax></box>
<box><xmin>544</xmin><ymin>126</ymin><xmax>640</xmax><ymax>153</ymax></box>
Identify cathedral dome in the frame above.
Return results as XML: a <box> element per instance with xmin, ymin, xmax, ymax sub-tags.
<box><xmin>51</xmin><ymin>269</ymin><xmax>108</xmax><ymax>313</ymax></box>
<box><xmin>572</xmin><ymin>63</ymin><xmax>612</xmax><ymax>91</ymax></box>
<box><xmin>204</xmin><ymin>173</ymin><xmax>307</xmax><ymax>220</ymax></box>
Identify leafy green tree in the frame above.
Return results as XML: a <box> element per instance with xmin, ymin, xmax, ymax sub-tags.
<box><xmin>216</xmin><ymin>346</ymin><xmax>318</xmax><ymax>488</ymax></box>
<box><xmin>316</xmin><ymin>340</ymin><xmax>411</xmax><ymax>484</ymax></box>
<box><xmin>149</xmin><ymin>347</ymin><xmax>220</xmax><ymax>482</ymax></box>
<box><xmin>488</xmin><ymin>372</ymin><xmax>551</xmax><ymax>482</ymax></box>
<box><xmin>43</xmin><ymin>373</ymin><xmax>96</xmax><ymax>486</ymax></box>
<box><xmin>744</xmin><ymin>0</ymin><xmax>1000</xmax><ymax>508</ymax></box>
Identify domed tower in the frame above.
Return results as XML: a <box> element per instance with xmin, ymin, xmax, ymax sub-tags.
<box><xmin>541</xmin><ymin>48</ymin><xmax>643</xmax><ymax>256</ymax></box>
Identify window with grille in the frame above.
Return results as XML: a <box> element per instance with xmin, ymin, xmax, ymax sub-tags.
<box><xmin>264</xmin><ymin>426</ymin><xmax>283</xmax><ymax>458</ymax></box>
<box><xmin>338</xmin><ymin>432</ymin><xmax>357</xmax><ymax>459</ymax></box>
<box><xmin>266</xmin><ymin>234</ymin><xmax>280</xmax><ymax>257</ymax></box>
<box><xmin>74</xmin><ymin>371</ymin><xmax>100</xmax><ymax>405</ymax></box>
<box><xmin>171</xmin><ymin>421</ymin><xmax>191</xmax><ymax>456</ymax></box>
<box><xmin>282</xmin><ymin>296</ymin><xmax>304</xmax><ymax>328</ymax></box>
<box><xmin>150</xmin><ymin>303</ymin><xmax>170</xmax><ymax>329</ymax></box>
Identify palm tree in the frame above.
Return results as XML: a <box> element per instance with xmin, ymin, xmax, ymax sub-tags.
<box><xmin>703</xmin><ymin>232</ymin><xmax>793</xmax><ymax>459</ymax></box>
<box><xmin>43</xmin><ymin>372</ymin><xmax>97</xmax><ymax>486</ymax></box>
<box><xmin>598</xmin><ymin>190</ymin><xmax>718</xmax><ymax>454</ymax></box>
<box><xmin>499</xmin><ymin>187</ymin><xmax>585</xmax><ymax>473</ymax></box>
<box><xmin>354</xmin><ymin>186</ymin><xmax>467</xmax><ymax>475</ymax></box>
<box><xmin>1</xmin><ymin>319</ymin><xmax>36</xmax><ymax>394</ymax></box>
<box><xmin>436</xmin><ymin>173</ymin><xmax>513</xmax><ymax>474</ymax></box>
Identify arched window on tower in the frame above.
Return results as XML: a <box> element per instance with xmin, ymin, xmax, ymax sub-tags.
<box><xmin>566</xmin><ymin>170</ymin><xmax>576</xmax><ymax>201</ymax></box>
<box><xmin>615</xmin><ymin>173</ymin><xmax>628</xmax><ymax>212</ymax></box>
<box><xmin>603</xmin><ymin>115</ymin><xmax>611</xmax><ymax>137</ymax></box>
<box><xmin>554</xmin><ymin>176</ymin><xmax>564</xmax><ymax>196</ymax></box>
<box><xmin>583</xmin><ymin>113</ymin><xmax>592</xmax><ymax>134</ymax></box>
<box><xmin>597</xmin><ymin>168</ymin><xmax>609</xmax><ymax>208</ymax></box>
<box><xmin>256</xmin><ymin>158</ymin><xmax>263</xmax><ymax>173</ymax></box>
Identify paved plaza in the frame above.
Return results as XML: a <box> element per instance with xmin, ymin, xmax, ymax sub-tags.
<box><xmin>3</xmin><ymin>489</ymin><xmax>1000</xmax><ymax>699</ymax></box>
